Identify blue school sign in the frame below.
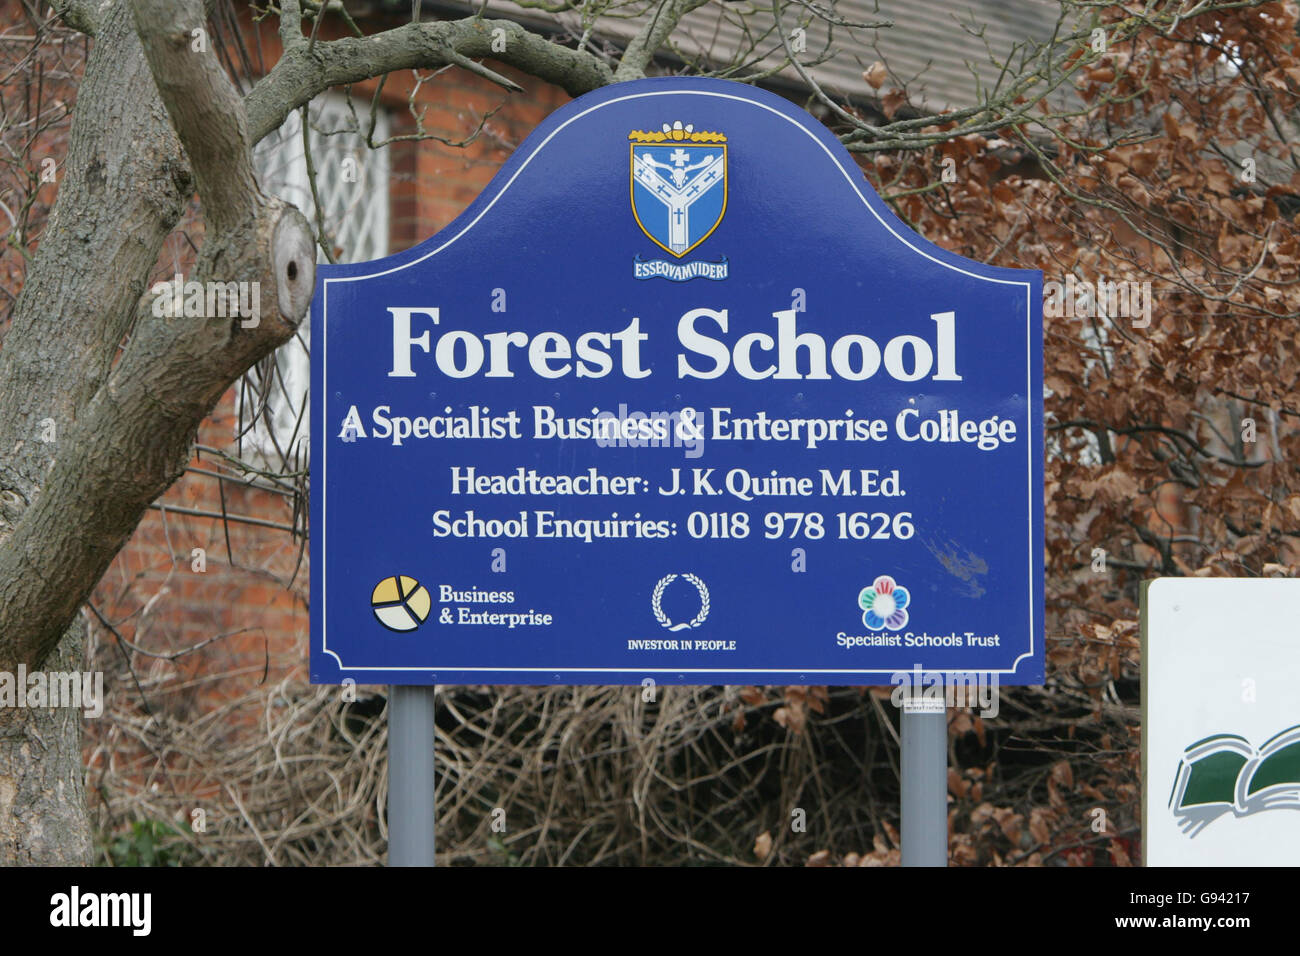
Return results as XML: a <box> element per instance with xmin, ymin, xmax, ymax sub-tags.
<box><xmin>310</xmin><ymin>77</ymin><xmax>1044</xmax><ymax>686</ymax></box>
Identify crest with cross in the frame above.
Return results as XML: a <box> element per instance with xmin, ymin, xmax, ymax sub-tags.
<box><xmin>629</xmin><ymin>124</ymin><xmax>727</xmax><ymax>257</ymax></box>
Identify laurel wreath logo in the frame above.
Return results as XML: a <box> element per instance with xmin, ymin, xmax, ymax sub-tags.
<box><xmin>651</xmin><ymin>573</ymin><xmax>710</xmax><ymax>631</ymax></box>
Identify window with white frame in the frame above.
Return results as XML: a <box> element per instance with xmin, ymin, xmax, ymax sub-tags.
<box><xmin>241</xmin><ymin>93</ymin><xmax>390</xmax><ymax>467</ymax></box>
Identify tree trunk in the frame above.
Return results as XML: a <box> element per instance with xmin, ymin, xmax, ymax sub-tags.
<box><xmin>0</xmin><ymin>622</ymin><xmax>93</xmax><ymax>865</ymax></box>
<box><xmin>0</xmin><ymin>2</ymin><xmax>190</xmax><ymax>866</ymax></box>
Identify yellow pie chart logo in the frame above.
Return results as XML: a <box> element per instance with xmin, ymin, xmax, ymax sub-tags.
<box><xmin>371</xmin><ymin>575</ymin><xmax>432</xmax><ymax>633</ymax></box>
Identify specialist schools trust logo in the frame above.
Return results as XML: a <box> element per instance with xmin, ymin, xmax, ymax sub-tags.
<box><xmin>371</xmin><ymin>575</ymin><xmax>432</xmax><ymax>632</ymax></box>
<box><xmin>630</xmin><ymin>122</ymin><xmax>729</xmax><ymax>281</ymax></box>
<box><xmin>858</xmin><ymin>575</ymin><xmax>911</xmax><ymax>630</ymax></box>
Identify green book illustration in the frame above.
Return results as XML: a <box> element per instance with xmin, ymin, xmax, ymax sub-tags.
<box><xmin>1170</xmin><ymin>725</ymin><xmax>1300</xmax><ymax>836</ymax></box>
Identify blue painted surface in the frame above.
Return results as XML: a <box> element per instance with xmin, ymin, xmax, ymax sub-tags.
<box><xmin>310</xmin><ymin>77</ymin><xmax>1044</xmax><ymax>686</ymax></box>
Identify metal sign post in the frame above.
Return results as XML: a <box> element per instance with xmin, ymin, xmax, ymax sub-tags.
<box><xmin>901</xmin><ymin>703</ymin><xmax>948</xmax><ymax>866</ymax></box>
<box><xmin>387</xmin><ymin>685</ymin><xmax>437</xmax><ymax>866</ymax></box>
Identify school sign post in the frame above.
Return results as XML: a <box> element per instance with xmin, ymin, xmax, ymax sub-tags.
<box><xmin>310</xmin><ymin>77</ymin><xmax>1044</xmax><ymax>866</ymax></box>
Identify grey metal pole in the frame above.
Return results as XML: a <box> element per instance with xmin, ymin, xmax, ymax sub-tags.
<box><xmin>900</xmin><ymin>703</ymin><xmax>948</xmax><ymax>867</ymax></box>
<box><xmin>388</xmin><ymin>684</ymin><xmax>437</xmax><ymax>866</ymax></box>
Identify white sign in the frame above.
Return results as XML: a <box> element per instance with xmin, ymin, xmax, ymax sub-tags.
<box><xmin>1143</xmin><ymin>578</ymin><xmax>1300</xmax><ymax>865</ymax></box>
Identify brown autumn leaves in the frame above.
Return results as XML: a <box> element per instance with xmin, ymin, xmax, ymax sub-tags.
<box><xmin>766</xmin><ymin>3</ymin><xmax>1300</xmax><ymax>865</ymax></box>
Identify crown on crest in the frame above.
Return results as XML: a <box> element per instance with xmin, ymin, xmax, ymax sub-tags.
<box><xmin>629</xmin><ymin>121</ymin><xmax>726</xmax><ymax>143</ymax></box>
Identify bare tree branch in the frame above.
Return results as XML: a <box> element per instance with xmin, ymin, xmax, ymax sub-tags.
<box><xmin>244</xmin><ymin>17</ymin><xmax>614</xmax><ymax>146</ymax></box>
<box><xmin>130</xmin><ymin>0</ymin><xmax>260</xmax><ymax>232</ymax></box>
<box><xmin>614</xmin><ymin>0</ymin><xmax>710</xmax><ymax>82</ymax></box>
<box><xmin>279</xmin><ymin>0</ymin><xmax>305</xmax><ymax>51</ymax></box>
<box><xmin>49</xmin><ymin>0</ymin><xmax>109</xmax><ymax>35</ymax></box>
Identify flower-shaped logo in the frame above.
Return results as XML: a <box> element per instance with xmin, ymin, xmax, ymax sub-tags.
<box><xmin>858</xmin><ymin>575</ymin><xmax>910</xmax><ymax>630</ymax></box>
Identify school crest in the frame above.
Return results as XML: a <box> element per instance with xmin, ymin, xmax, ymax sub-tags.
<box><xmin>630</xmin><ymin>122</ymin><xmax>727</xmax><ymax>259</ymax></box>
